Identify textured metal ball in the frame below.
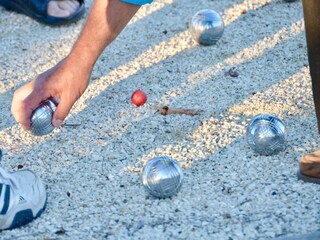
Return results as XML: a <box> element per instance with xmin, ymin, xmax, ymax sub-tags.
<box><xmin>246</xmin><ymin>114</ymin><xmax>286</xmax><ymax>156</ymax></box>
<box><xmin>30</xmin><ymin>99</ymin><xmax>57</xmax><ymax>136</ymax></box>
<box><xmin>142</xmin><ymin>156</ymin><xmax>183</xmax><ymax>198</ymax></box>
<box><xmin>189</xmin><ymin>9</ymin><xmax>224</xmax><ymax>45</ymax></box>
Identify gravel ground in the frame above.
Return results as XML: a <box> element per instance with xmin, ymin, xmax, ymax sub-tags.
<box><xmin>1</xmin><ymin>0</ymin><xmax>320</xmax><ymax>239</ymax></box>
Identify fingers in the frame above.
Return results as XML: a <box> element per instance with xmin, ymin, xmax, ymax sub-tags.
<box><xmin>24</xmin><ymin>88</ymin><xmax>51</xmax><ymax>117</ymax></box>
<box><xmin>11</xmin><ymin>81</ymin><xmax>49</xmax><ymax>130</ymax></box>
<box><xmin>11</xmin><ymin>58</ymin><xmax>87</xmax><ymax>133</ymax></box>
<box><xmin>12</xmin><ymin>83</ymin><xmax>74</xmax><ymax>130</ymax></box>
<box><xmin>52</xmin><ymin>95</ymin><xmax>75</xmax><ymax>128</ymax></box>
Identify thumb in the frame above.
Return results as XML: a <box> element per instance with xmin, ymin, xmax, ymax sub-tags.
<box><xmin>52</xmin><ymin>96</ymin><xmax>74</xmax><ymax>128</ymax></box>
<box><xmin>19</xmin><ymin>89</ymin><xmax>50</xmax><ymax>130</ymax></box>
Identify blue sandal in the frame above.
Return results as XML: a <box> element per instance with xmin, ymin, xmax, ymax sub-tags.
<box><xmin>0</xmin><ymin>0</ymin><xmax>85</xmax><ymax>26</ymax></box>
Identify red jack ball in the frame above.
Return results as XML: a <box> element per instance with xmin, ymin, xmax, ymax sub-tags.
<box><xmin>131</xmin><ymin>90</ymin><xmax>147</xmax><ymax>107</ymax></box>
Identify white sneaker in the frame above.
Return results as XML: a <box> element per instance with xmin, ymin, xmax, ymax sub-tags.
<box><xmin>0</xmin><ymin>152</ymin><xmax>46</xmax><ymax>230</ymax></box>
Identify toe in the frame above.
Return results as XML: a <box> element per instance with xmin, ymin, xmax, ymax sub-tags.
<box><xmin>47</xmin><ymin>0</ymin><xmax>80</xmax><ymax>18</ymax></box>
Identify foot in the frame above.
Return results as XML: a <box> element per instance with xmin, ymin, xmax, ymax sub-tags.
<box><xmin>47</xmin><ymin>0</ymin><xmax>80</xmax><ymax>18</ymax></box>
<box><xmin>0</xmin><ymin>161</ymin><xmax>46</xmax><ymax>230</ymax></box>
<box><xmin>298</xmin><ymin>150</ymin><xmax>320</xmax><ymax>183</ymax></box>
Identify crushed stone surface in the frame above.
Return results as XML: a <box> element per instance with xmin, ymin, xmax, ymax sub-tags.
<box><xmin>1</xmin><ymin>0</ymin><xmax>319</xmax><ymax>239</ymax></box>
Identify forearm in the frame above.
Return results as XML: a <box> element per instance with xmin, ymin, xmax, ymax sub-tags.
<box><xmin>68</xmin><ymin>0</ymin><xmax>140</xmax><ymax>70</ymax></box>
<box><xmin>11</xmin><ymin>0</ymin><xmax>145</xmax><ymax>130</ymax></box>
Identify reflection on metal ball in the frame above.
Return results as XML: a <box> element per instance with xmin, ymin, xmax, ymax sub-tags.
<box><xmin>30</xmin><ymin>99</ymin><xmax>57</xmax><ymax>136</ymax></box>
<box><xmin>246</xmin><ymin>114</ymin><xmax>286</xmax><ymax>156</ymax></box>
<box><xmin>189</xmin><ymin>9</ymin><xmax>224</xmax><ymax>45</ymax></box>
<box><xmin>142</xmin><ymin>156</ymin><xmax>183</xmax><ymax>198</ymax></box>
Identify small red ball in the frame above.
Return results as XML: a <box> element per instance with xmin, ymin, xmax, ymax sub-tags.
<box><xmin>131</xmin><ymin>90</ymin><xmax>147</xmax><ymax>107</ymax></box>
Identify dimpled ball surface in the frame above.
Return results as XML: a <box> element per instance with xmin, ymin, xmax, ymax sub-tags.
<box><xmin>189</xmin><ymin>9</ymin><xmax>224</xmax><ymax>45</ymax></box>
<box><xmin>142</xmin><ymin>156</ymin><xmax>183</xmax><ymax>198</ymax></box>
<box><xmin>30</xmin><ymin>99</ymin><xmax>57</xmax><ymax>136</ymax></box>
<box><xmin>246</xmin><ymin>114</ymin><xmax>286</xmax><ymax>156</ymax></box>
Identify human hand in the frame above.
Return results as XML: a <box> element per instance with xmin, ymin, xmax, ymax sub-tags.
<box><xmin>11</xmin><ymin>57</ymin><xmax>92</xmax><ymax>131</ymax></box>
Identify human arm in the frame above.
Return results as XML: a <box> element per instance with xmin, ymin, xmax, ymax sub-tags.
<box><xmin>11</xmin><ymin>0</ymin><xmax>141</xmax><ymax>129</ymax></box>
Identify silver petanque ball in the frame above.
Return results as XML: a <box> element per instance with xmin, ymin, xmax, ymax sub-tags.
<box><xmin>189</xmin><ymin>9</ymin><xmax>224</xmax><ymax>46</ymax></box>
<box><xmin>142</xmin><ymin>156</ymin><xmax>183</xmax><ymax>198</ymax></box>
<box><xmin>30</xmin><ymin>99</ymin><xmax>57</xmax><ymax>136</ymax></box>
<box><xmin>246</xmin><ymin>114</ymin><xmax>286</xmax><ymax>156</ymax></box>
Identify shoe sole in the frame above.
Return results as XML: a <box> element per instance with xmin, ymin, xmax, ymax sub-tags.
<box><xmin>297</xmin><ymin>170</ymin><xmax>320</xmax><ymax>184</ymax></box>
<box><xmin>6</xmin><ymin>197</ymin><xmax>47</xmax><ymax>230</ymax></box>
